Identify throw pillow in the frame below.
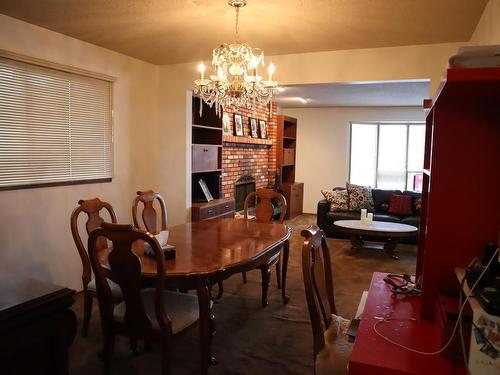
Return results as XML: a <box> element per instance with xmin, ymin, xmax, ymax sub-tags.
<box><xmin>388</xmin><ymin>194</ymin><xmax>413</xmax><ymax>215</ymax></box>
<box><xmin>414</xmin><ymin>197</ymin><xmax>422</xmax><ymax>214</ymax></box>
<box><xmin>321</xmin><ymin>189</ymin><xmax>349</xmax><ymax>212</ymax></box>
<box><xmin>346</xmin><ymin>182</ymin><xmax>374</xmax><ymax>211</ymax></box>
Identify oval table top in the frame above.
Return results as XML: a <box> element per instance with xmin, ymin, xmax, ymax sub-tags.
<box><xmin>98</xmin><ymin>218</ymin><xmax>291</xmax><ymax>278</ymax></box>
<box><xmin>333</xmin><ymin>220</ymin><xmax>417</xmax><ymax>236</ymax></box>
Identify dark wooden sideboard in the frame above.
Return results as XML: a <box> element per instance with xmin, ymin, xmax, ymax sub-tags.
<box><xmin>192</xmin><ymin>197</ymin><xmax>235</xmax><ymax>221</ymax></box>
<box><xmin>0</xmin><ymin>274</ymin><xmax>76</xmax><ymax>375</ymax></box>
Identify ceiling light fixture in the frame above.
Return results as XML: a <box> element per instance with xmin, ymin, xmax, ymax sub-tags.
<box><xmin>194</xmin><ymin>0</ymin><xmax>278</xmax><ymax>116</ymax></box>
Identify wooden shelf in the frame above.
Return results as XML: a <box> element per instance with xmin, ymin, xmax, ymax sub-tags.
<box><xmin>192</xmin><ymin>169</ymin><xmax>222</xmax><ymax>173</ymax></box>
<box><xmin>223</xmin><ymin>135</ymin><xmax>273</xmax><ymax>146</ymax></box>
<box><xmin>283</xmin><ymin>136</ymin><xmax>296</xmax><ymax>140</ymax></box>
<box><xmin>193</xmin><ymin>124</ymin><xmax>222</xmax><ymax>131</ymax></box>
<box><xmin>192</xmin><ymin>143</ymin><xmax>222</xmax><ymax>147</ymax></box>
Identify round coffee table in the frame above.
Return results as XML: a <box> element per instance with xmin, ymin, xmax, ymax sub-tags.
<box><xmin>333</xmin><ymin>220</ymin><xmax>418</xmax><ymax>259</ymax></box>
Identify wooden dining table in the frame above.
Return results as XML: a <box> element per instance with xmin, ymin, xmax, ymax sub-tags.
<box><xmin>98</xmin><ymin>218</ymin><xmax>291</xmax><ymax>374</ymax></box>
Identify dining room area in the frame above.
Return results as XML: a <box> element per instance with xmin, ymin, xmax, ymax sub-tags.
<box><xmin>2</xmin><ymin>1</ymin><xmax>500</xmax><ymax>375</ymax></box>
<box><xmin>65</xmin><ymin>198</ymin><xmax>417</xmax><ymax>375</ymax></box>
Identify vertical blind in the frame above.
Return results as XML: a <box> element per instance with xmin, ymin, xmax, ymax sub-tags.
<box><xmin>0</xmin><ymin>56</ymin><xmax>113</xmax><ymax>188</ymax></box>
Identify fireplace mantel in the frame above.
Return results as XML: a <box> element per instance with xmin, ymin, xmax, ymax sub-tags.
<box><xmin>223</xmin><ymin>135</ymin><xmax>273</xmax><ymax>146</ymax></box>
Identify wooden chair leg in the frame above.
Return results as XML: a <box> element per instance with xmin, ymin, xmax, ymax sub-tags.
<box><xmin>260</xmin><ymin>266</ymin><xmax>271</xmax><ymax>307</ymax></box>
<box><xmin>209</xmin><ymin>313</ymin><xmax>217</xmax><ymax>365</ymax></box>
<box><xmin>275</xmin><ymin>255</ymin><xmax>282</xmax><ymax>289</ymax></box>
<box><xmin>216</xmin><ymin>281</ymin><xmax>224</xmax><ymax>299</ymax></box>
<box><xmin>242</xmin><ymin>271</ymin><xmax>247</xmax><ymax>284</ymax></box>
<box><xmin>82</xmin><ymin>292</ymin><xmax>93</xmax><ymax>337</ymax></box>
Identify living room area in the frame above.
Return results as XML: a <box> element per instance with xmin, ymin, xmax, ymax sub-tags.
<box><xmin>0</xmin><ymin>1</ymin><xmax>499</xmax><ymax>375</ymax></box>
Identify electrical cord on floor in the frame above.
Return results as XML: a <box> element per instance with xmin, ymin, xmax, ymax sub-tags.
<box><xmin>459</xmin><ymin>278</ymin><xmax>470</xmax><ymax>375</ymax></box>
<box><xmin>373</xmin><ymin>247</ymin><xmax>499</xmax><ymax>356</ymax></box>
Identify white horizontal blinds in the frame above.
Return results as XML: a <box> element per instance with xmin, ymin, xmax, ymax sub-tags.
<box><xmin>0</xmin><ymin>57</ymin><xmax>112</xmax><ymax>188</ymax></box>
<box><xmin>69</xmin><ymin>75</ymin><xmax>112</xmax><ymax>180</ymax></box>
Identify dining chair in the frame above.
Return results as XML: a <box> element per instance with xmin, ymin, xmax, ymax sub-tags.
<box><xmin>88</xmin><ymin>222</ymin><xmax>209</xmax><ymax>375</ymax></box>
<box><xmin>132</xmin><ymin>189</ymin><xmax>224</xmax><ymax>300</ymax></box>
<box><xmin>301</xmin><ymin>225</ymin><xmax>352</xmax><ymax>375</ymax></box>
<box><xmin>243</xmin><ymin>188</ymin><xmax>287</xmax><ymax>307</ymax></box>
<box><xmin>70</xmin><ymin>198</ymin><xmax>123</xmax><ymax>337</ymax></box>
<box><xmin>132</xmin><ymin>190</ymin><xmax>167</xmax><ymax>234</ymax></box>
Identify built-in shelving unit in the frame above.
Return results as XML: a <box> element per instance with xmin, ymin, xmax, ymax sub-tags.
<box><xmin>276</xmin><ymin>115</ymin><xmax>303</xmax><ymax>219</ymax></box>
<box><xmin>191</xmin><ymin>97</ymin><xmax>235</xmax><ymax>220</ymax></box>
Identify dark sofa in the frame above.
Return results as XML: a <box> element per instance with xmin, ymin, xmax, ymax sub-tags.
<box><xmin>317</xmin><ymin>188</ymin><xmax>420</xmax><ymax>242</ymax></box>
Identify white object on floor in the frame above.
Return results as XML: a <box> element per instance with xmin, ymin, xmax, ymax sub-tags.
<box><xmin>355</xmin><ymin>291</ymin><xmax>368</xmax><ymax>319</ymax></box>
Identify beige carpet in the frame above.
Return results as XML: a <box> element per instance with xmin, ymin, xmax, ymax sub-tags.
<box><xmin>69</xmin><ymin>214</ymin><xmax>417</xmax><ymax>375</ymax></box>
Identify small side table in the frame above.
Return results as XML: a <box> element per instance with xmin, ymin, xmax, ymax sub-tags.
<box><xmin>0</xmin><ymin>274</ymin><xmax>76</xmax><ymax>375</ymax></box>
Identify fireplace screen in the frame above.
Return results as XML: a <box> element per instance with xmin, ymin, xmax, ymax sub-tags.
<box><xmin>234</xmin><ymin>175</ymin><xmax>256</xmax><ymax>212</ymax></box>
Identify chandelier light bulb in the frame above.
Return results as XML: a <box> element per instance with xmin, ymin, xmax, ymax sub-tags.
<box><xmin>198</xmin><ymin>61</ymin><xmax>205</xmax><ymax>80</ymax></box>
<box><xmin>268</xmin><ymin>62</ymin><xmax>275</xmax><ymax>81</ymax></box>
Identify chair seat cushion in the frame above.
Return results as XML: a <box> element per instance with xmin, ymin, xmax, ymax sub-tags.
<box><xmin>88</xmin><ymin>278</ymin><xmax>123</xmax><ymax>299</ymax></box>
<box><xmin>113</xmin><ymin>288</ymin><xmax>203</xmax><ymax>334</ymax></box>
<box><xmin>315</xmin><ymin>315</ymin><xmax>353</xmax><ymax>375</ymax></box>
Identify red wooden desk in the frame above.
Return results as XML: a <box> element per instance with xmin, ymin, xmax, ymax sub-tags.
<box><xmin>349</xmin><ymin>272</ymin><xmax>463</xmax><ymax>375</ymax></box>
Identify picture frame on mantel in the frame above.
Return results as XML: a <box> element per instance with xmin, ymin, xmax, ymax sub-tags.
<box><xmin>222</xmin><ymin>113</ymin><xmax>232</xmax><ymax>136</ymax></box>
<box><xmin>234</xmin><ymin>113</ymin><xmax>244</xmax><ymax>136</ymax></box>
<box><xmin>259</xmin><ymin>119</ymin><xmax>268</xmax><ymax>139</ymax></box>
<box><xmin>249</xmin><ymin>118</ymin><xmax>258</xmax><ymax>138</ymax></box>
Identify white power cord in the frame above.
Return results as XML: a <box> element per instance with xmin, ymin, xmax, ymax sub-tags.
<box><xmin>373</xmin><ymin>247</ymin><xmax>499</xmax><ymax>356</ymax></box>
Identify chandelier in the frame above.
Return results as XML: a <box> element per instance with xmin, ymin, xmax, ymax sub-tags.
<box><xmin>194</xmin><ymin>0</ymin><xmax>278</xmax><ymax>116</ymax></box>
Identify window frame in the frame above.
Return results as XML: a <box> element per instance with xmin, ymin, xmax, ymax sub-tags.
<box><xmin>0</xmin><ymin>50</ymin><xmax>116</xmax><ymax>191</ymax></box>
<box><xmin>348</xmin><ymin>121</ymin><xmax>425</xmax><ymax>191</ymax></box>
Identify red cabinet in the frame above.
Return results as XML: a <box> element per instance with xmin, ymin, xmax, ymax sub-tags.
<box><xmin>418</xmin><ymin>67</ymin><xmax>500</xmax><ymax>320</ymax></box>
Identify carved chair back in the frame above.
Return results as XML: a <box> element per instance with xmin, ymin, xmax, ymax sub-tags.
<box><xmin>70</xmin><ymin>198</ymin><xmax>117</xmax><ymax>288</ymax></box>
<box><xmin>301</xmin><ymin>224</ymin><xmax>337</xmax><ymax>356</ymax></box>
<box><xmin>132</xmin><ymin>190</ymin><xmax>167</xmax><ymax>234</ymax></box>
<box><xmin>88</xmin><ymin>222</ymin><xmax>171</xmax><ymax>337</ymax></box>
<box><xmin>243</xmin><ymin>188</ymin><xmax>287</xmax><ymax>224</ymax></box>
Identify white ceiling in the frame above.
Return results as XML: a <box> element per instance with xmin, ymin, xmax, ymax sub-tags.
<box><xmin>274</xmin><ymin>80</ymin><xmax>430</xmax><ymax>108</ymax></box>
<box><xmin>0</xmin><ymin>0</ymin><xmax>488</xmax><ymax>65</ymax></box>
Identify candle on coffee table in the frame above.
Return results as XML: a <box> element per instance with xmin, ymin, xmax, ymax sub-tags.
<box><xmin>360</xmin><ymin>209</ymin><xmax>367</xmax><ymax>224</ymax></box>
<box><xmin>367</xmin><ymin>213</ymin><xmax>373</xmax><ymax>225</ymax></box>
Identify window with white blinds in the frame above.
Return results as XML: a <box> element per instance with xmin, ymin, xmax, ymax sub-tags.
<box><xmin>0</xmin><ymin>56</ymin><xmax>113</xmax><ymax>189</ymax></box>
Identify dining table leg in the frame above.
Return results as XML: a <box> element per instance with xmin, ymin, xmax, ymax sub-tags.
<box><xmin>197</xmin><ymin>279</ymin><xmax>216</xmax><ymax>375</ymax></box>
<box><xmin>281</xmin><ymin>240</ymin><xmax>290</xmax><ymax>304</ymax></box>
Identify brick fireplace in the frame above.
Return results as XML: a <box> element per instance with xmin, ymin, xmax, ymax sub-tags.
<box><xmin>221</xmin><ymin>103</ymin><xmax>278</xmax><ymax>203</ymax></box>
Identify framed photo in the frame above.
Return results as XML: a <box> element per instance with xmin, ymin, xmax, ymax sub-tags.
<box><xmin>249</xmin><ymin>118</ymin><xmax>258</xmax><ymax>138</ymax></box>
<box><xmin>259</xmin><ymin>119</ymin><xmax>268</xmax><ymax>139</ymax></box>
<box><xmin>222</xmin><ymin>113</ymin><xmax>232</xmax><ymax>136</ymax></box>
<box><xmin>234</xmin><ymin>113</ymin><xmax>244</xmax><ymax>136</ymax></box>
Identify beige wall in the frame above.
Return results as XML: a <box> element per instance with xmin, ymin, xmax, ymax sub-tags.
<box><xmin>0</xmin><ymin>14</ymin><xmax>160</xmax><ymax>290</ymax></box>
<box><xmin>282</xmin><ymin>107</ymin><xmax>425</xmax><ymax>213</ymax></box>
<box><xmin>471</xmin><ymin>0</ymin><xmax>500</xmax><ymax>44</ymax></box>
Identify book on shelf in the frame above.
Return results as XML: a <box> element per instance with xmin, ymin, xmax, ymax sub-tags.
<box><xmin>198</xmin><ymin>179</ymin><xmax>214</xmax><ymax>202</ymax></box>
